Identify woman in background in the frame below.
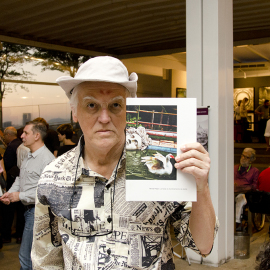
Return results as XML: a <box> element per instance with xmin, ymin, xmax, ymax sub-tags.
<box><xmin>56</xmin><ymin>124</ymin><xmax>77</xmax><ymax>157</ymax></box>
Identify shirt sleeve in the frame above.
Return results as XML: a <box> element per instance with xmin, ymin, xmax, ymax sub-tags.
<box><xmin>19</xmin><ymin>187</ymin><xmax>37</xmax><ymax>205</ymax></box>
<box><xmin>265</xmin><ymin>120</ymin><xmax>270</xmax><ymax>137</ymax></box>
<box><xmin>31</xmin><ymin>183</ymin><xmax>64</xmax><ymax>269</ymax></box>
<box><xmin>255</xmin><ymin>105</ymin><xmax>261</xmax><ymax>112</ymax></box>
<box><xmin>8</xmin><ymin>176</ymin><xmax>20</xmax><ymax>193</ymax></box>
<box><xmin>170</xmin><ymin>203</ymin><xmax>219</xmax><ymax>257</ymax></box>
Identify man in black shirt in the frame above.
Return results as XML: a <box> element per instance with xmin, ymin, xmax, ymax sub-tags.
<box><xmin>1</xmin><ymin>127</ymin><xmax>24</xmax><ymax>244</ymax></box>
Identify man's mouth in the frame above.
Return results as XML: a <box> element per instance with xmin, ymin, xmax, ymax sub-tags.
<box><xmin>97</xmin><ymin>129</ymin><xmax>112</xmax><ymax>133</ymax></box>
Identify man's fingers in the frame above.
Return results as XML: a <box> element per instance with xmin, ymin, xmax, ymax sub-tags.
<box><xmin>175</xmin><ymin>157</ymin><xmax>207</xmax><ymax>170</ymax></box>
<box><xmin>180</xmin><ymin>165</ymin><xmax>209</xmax><ymax>181</ymax></box>
<box><xmin>180</xmin><ymin>142</ymin><xmax>208</xmax><ymax>154</ymax></box>
<box><xmin>175</xmin><ymin>147</ymin><xmax>210</xmax><ymax>165</ymax></box>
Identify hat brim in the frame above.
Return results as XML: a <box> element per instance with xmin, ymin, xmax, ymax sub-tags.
<box><xmin>56</xmin><ymin>75</ymin><xmax>137</xmax><ymax>99</ymax></box>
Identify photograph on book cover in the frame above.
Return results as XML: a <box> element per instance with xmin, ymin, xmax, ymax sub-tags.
<box><xmin>126</xmin><ymin>98</ymin><xmax>197</xmax><ymax>202</ymax></box>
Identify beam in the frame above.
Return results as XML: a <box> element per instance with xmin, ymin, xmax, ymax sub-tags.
<box><xmin>0</xmin><ymin>35</ymin><xmax>111</xmax><ymax>57</ymax></box>
<box><xmin>0</xmin><ymin>79</ymin><xmax>58</xmax><ymax>86</ymax></box>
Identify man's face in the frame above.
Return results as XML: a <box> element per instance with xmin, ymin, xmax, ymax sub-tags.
<box><xmin>240</xmin><ymin>150</ymin><xmax>252</xmax><ymax>167</ymax></box>
<box><xmin>72</xmin><ymin>82</ymin><xmax>127</xmax><ymax>152</ymax></box>
<box><xmin>264</xmin><ymin>101</ymin><xmax>269</xmax><ymax>108</ymax></box>
<box><xmin>21</xmin><ymin>124</ymin><xmax>37</xmax><ymax>148</ymax></box>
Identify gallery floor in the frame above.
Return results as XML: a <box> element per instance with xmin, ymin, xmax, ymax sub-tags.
<box><xmin>0</xmin><ymin>221</ymin><xmax>269</xmax><ymax>269</ymax></box>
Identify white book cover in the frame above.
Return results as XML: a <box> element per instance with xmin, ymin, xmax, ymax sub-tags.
<box><xmin>126</xmin><ymin>98</ymin><xmax>197</xmax><ymax>202</ymax></box>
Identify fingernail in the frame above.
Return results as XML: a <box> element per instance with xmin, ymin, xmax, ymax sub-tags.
<box><xmin>180</xmin><ymin>144</ymin><xmax>186</xmax><ymax>151</ymax></box>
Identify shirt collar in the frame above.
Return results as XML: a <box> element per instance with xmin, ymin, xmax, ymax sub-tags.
<box><xmin>28</xmin><ymin>145</ymin><xmax>45</xmax><ymax>158</ymax></box>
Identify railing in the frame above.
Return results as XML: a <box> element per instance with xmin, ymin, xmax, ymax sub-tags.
<box><xmin>126</xmin><ymin>109</ymin><xmax>177</xmax><ymax>131</ymax></box>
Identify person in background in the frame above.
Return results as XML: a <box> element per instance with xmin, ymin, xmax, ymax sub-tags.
<box><xmin>234</xmin><ymin>100</ymin><xmax>242</xmax><ymax>142</ymax></box>
<box><xmin>33</xmin><ymin>117</ymin><xmax>60</xmax><ymax>157</ymax></box>
<box><xmin>0</xmin><ymin>153</ymin><xmax>6</xmax><ymax>249</ymax></box>
<box><xmin>16</xmin><ymin>127</ymin><xmax>30</xmax><ymax>169</ymax></box>
<box><xmin>255</xmin><ymin>100</ymin><xmax>270</xmax><ymax>143</ymax></box>
<box><xmin>0</xmin><ymin>121</ymin><xmax>55</xmax><ymax>270</ymax></box>
<box><xmin>56</xmin><ymin>124</ymin><xmax>77</xmax><ymax>157</ymax></box>
<box><xmin>1</xmin><ymin>126</ymin><xmax>24</xmax><ymax>245</ymax></box>
<box><xmin>240</xmin><ymin>97</ymin><xmax>250</xmax><ymax>142</ymax></box>
<box><xmin>234</xmin><ymin>148</ymin><xmax>260</xmax><ymax>227</ymax></box>
<box><xmin>264</xmin><ymin>119</ymin><xmax>270</xmax><ymax>151</ymax></box>
<box><xmin>257</xmin><ymin>167</ymin><xmax>270</xmax><ymax>193</ymax></box>
<box><xmin>0</xmin><ymin>153</ymin><xmax>7</xmax><ymax>183</ymax></box>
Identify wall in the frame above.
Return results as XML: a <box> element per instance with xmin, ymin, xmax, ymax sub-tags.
<box><xmin>171</xmin><ymin>69</ymin><xmax>187</xmax><ymax>97</ymax></box>
<box><xmin>122</xmin><ymin>57</ymin><xmax>186</xmax><ymax>98</ymax></box>
<box><xmin>136</xmin><ymin>73</ymin><xmax>172</xmax><ymax>97</ymax></box>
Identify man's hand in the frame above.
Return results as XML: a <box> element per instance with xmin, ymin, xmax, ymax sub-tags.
<box><xmin>0</xmin><ymin>192</ymin><xmax>11</xmax><ymax>205</ymax></box>
<box><xmin>174</xmin><ymin>142</ymin><xmax>210</xmax><ymax>191</ymax></box>
<box><xmin>174</xmin><ymin>142</ymin><xmax>216</xmax><ymax>255</ymax></box>
<box><xmin>9</xmin><ymin>192</ymin><xmax>20</xmax><ymax>203</ymax></box>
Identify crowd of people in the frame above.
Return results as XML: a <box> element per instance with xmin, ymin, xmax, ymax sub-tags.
<box><xmin>234</xmin><ymin>98</ymin><xmax>270</xmax><ymax>143</ymax></box>
<box><xmin>0</xmin><ymin>119</ymin><xmax>78</xmax><ymax>261</ymax></box>
<box><xmin>234</xmin><ymin>146</ymin><xmax>270</xmax><ymax>269</ymax></box>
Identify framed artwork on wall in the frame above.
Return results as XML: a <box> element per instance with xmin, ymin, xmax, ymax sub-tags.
<box><xmin>233</xmin><ymin>88</ymin><xmax>254</xmax><ymax>111</ymax></box>
<box><xmin>176</xmin><ymin>88</ymin><xmax>186</xmax><ymax>98</ymax></box>
<box><xmin>258</xmin><ymin>87</ymin><xmax>270</xmax><ymax>105</ymax></box>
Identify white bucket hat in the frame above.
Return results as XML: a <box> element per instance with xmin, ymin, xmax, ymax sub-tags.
<box><xmin>56</xmin><ymin>56</ymin><xmax>138</xmax><ymax>98</ymax></box>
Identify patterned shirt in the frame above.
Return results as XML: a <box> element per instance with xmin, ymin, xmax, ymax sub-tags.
<box><xmin>31</xmin><ymin>139</ymin><xmax>219</xmax><ymax>270</ymax></box>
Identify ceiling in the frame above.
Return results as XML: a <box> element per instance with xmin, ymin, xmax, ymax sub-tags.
<box><xmin>0</xmin><ymin>0</ymin><xmax>270</xmax><ymax>69</ymax></box>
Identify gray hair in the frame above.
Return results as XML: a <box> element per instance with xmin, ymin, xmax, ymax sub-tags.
<box><xmin>26</xmin><ymin>121</ymin><xmax>47</xmax><ymax>141</ymax></box>
<box><xmin>69</xmin><ymin>82</ymin><xmax>131</xmax><ymax>115</ymax></box>
<box><xmin>243</xmin><ymin>148</ymin><xmax>256</xmax><ymax>162</ymax></box>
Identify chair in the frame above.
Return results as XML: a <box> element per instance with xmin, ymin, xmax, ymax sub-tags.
<box><xmin>245</xmin><ymin>190</ymin><xmax>270</xmax><ymax>235</ymax></box>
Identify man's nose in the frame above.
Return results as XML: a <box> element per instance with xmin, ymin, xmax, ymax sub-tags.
<box><xmin>98</xmin><ymin>108</ymin><xmax>111</xmax><ymax>123</ymax></box>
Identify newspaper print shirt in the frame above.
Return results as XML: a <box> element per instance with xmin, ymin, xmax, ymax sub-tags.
<box><xmin>31</xmin><ymin>140</ymin><xmax>219</xmax><ymax>270</ymax></box>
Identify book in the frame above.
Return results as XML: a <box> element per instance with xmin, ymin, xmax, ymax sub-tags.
<box><xmin>126</xmin><ymin>98</ymin><xmax>197</xmax><ymax>202</ymax></box>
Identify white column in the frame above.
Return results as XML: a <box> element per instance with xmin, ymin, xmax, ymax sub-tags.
<box><xmin>186</xmin><ymin>0</ymin><xmax>234</xmax><ymax>266</ymax></box>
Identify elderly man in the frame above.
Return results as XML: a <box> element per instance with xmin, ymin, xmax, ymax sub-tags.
<box><xmin>234</xmin><ymin>148</ymin><xmax>260</xmax><ymax>225</ymax></box>
<box><xmin>0</xmin><ymin>121</ymin><xmax>55</xmax><ymax>270</ymax></box>
<box><xmin>234</xmin><ymin>148</ymin><xmax>259</xmax><ymax>193</ymax></box>
<box><xmin>31</xmin><ymin>56</ymin><xmax>218</xmax><ymax>270</ymax></box>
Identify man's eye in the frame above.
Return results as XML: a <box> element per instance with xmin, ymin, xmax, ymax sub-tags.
<box><xmin>87</xmin><ymin>103</ymin><xmax>96</xmax><ymax>109</ymax></box>
<box><xmin>113</xmin><ymin>103</ymin><xmax>121</xmax><ymax>108</ymax></box>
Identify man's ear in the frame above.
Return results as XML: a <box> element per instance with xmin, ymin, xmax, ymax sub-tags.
<box><xmin>34</xmin><ymin>132</ymin><xmax>40</xmax><ymax>141</ymax></box>
<box><xmin>72</xmin><ymin>109</ymin><xmax>78</xmax><ymax>123</ymax></box>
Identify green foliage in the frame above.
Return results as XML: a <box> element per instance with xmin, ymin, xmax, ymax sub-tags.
<box><xmin>126</xmin><ymin>114</ymin><xmax>141</xmax><ymax>128</ymax></box>
<box><xmin>32</xmin><ymin>48</ymin><xmax>91</xmax><ymax>77</ymax></box>
<box><xmin>0</xmin><ymin>42</ymin><xmax>33</xmax><ymax>95</ymax></box>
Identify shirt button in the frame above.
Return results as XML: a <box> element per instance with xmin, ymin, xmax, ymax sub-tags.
<box><xmin>107</xmin><ymin>217</ymin><xmax>112</xmax><ymax>223</ymax></box>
